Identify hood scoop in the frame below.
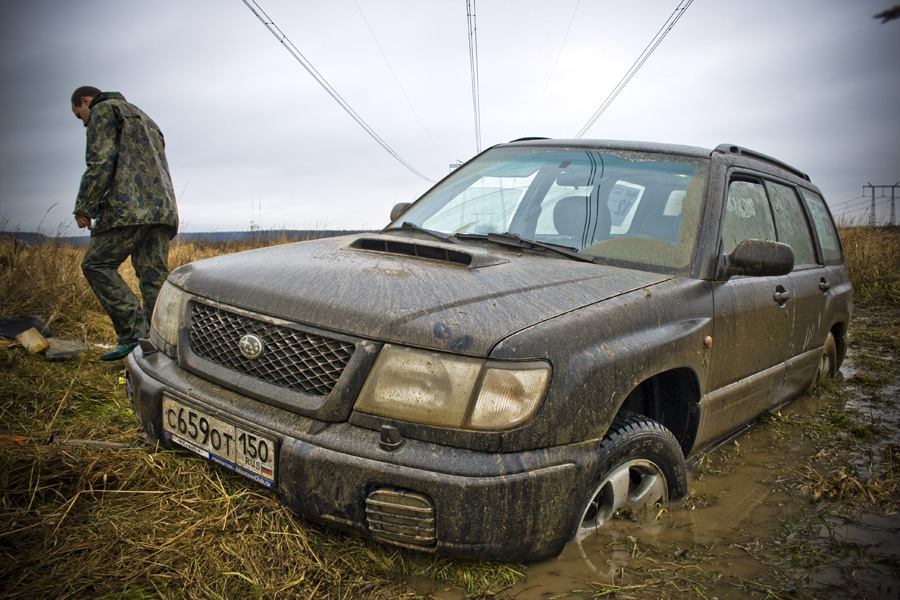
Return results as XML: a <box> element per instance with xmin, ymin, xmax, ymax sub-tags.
<box><xmin>349</xmin><ymin>236</ymin><xmax>508</xmax><ymax>268</ymax></box>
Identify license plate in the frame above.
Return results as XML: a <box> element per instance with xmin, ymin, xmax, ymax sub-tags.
<box><xmin>162</xmin><ymin>395</ymin><xmax>276</xmax><ymax>488</ymax></box>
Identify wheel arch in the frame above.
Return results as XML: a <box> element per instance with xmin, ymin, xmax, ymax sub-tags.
<box><xmin>617</xmin><ymin>367</ymin><xmax>701</xmax><ymax>456</ymax></box>
<box><xmin>831</xmin><ymin>320</ymin><xmax>849</xmax><ymax>369</ymax></box>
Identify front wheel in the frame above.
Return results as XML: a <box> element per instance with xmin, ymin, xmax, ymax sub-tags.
<box><xmin>576</xmin><ymin>412</ymin><xmax>687</xmax><ymax>540</ymax></box>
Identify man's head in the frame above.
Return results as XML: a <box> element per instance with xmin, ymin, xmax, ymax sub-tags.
<box><xmin>71</xmin><ymin>86</ymin><xmax>101</xmax><ymax>127</ymax></box>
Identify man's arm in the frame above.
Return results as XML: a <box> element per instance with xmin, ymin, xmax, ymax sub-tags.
<box><xmin>74</xmin><ymin>103</ymin><xmax>119</xmax><ymax>220</ymax></box>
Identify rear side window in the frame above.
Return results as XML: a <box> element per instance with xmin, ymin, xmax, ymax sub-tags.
<box><xmin>802</xmin><ymin>190</ymin><xmax>843</xmax><ymax>264</ymax></box>
<box><xmin>722</xmin><ymin>180</ymin><xmax>775</xmax><ymax>254</ymax></box>
<box><xmin>767</xmin><ymin>182</ymin><xmax>816</xmax><ymax>266</ymax></box>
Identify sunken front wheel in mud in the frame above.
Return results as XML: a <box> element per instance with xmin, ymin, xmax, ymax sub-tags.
<box><xmin>577</xmin><ymin>412</ymin><xmax>687</xmax><ymax>539</ymax></box>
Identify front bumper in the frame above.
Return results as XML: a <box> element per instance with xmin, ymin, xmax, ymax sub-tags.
<box><xmin>126</xmin><ymin>347</ymin><xmax>591</xmax><ymax>561</ymax></box>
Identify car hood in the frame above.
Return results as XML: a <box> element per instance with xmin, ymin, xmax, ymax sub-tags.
<box><xmin>168</xmin><ymin>234</ymin><xmax>669</xmax><ymax>356</ymax></box>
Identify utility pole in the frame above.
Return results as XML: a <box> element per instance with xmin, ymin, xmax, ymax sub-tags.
<box><xmin>893</xmin><ymin>184</ymin><xmax>897</xmax><ymax>226</ymax></box>
<box><xmin>863</xmin><ymin>183</ymin><xmax>899</xmax><ymax>226</ymax></box>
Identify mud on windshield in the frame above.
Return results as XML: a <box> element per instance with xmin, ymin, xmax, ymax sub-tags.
<box><xmin>396</xmin><ymin>147</ymin><xmax>710</xmax><ymax>275</ymax></box>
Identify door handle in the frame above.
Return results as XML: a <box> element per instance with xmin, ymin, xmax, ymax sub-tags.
<box><xmin>819</xmin><ymin>279</ymin><xmax>831</xmax><ymax>292</ymax></box>
<box><xmin>774</xmin><ymin>290</ymin><xmax>791</xmax><ymax>303</ymax></box>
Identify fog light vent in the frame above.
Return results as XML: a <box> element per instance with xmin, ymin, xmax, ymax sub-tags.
<box><xmin>365</xmin><ymin>487</ymin><xmax>436</xmax><ymax>548</ymax></box>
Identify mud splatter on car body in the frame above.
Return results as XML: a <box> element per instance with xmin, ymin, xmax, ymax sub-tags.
<box><xmin>127</xmin><ymin>139</ymin><xmax>851</xmax><ymax>560</ymax></box>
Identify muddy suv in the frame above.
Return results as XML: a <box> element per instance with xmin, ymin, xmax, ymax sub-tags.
<box><xmin>126</xmin><ymin>139</ymin><xmax>851</xmax><ymax>561</ymax></box>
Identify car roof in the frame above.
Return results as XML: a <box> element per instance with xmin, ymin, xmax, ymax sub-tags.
<box><xmin>499</xmin><ymin>138</ymin><xmax>810</xmax><ymax>181</ymax></box>
<box><xmin>500</xmin><ymin>138</ymin><xmax>715</xmax><ymax>159</ymax></box>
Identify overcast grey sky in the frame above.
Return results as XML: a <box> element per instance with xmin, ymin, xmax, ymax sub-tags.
<box><xmin>1</xmin><ymin>1</ymin><xmax>898</xmax><ymax>235</ymax></box>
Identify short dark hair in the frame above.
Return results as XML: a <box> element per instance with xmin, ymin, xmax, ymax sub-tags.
<box><xmin>71</xmin><ymin>86</ymin><xmax>102</xmax><ymax>107</ymax></box>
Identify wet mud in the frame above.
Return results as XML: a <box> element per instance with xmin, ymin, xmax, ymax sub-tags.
<box><xmin>507</xmin><ymin>383</ymin><xmax>900</xmax><ymax>599</ymax></box>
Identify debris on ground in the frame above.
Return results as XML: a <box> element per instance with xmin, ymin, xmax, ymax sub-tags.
<box><xmin>0</xmin><ymin>316</ymin><xmax>86</xmax><ymax>361</ymax></box>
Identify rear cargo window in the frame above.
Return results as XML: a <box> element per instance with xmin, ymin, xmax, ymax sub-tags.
<box><xmin>802</xmin><ymin>190</ymin><xmax>843</xmax><ymax>264</ymax></box>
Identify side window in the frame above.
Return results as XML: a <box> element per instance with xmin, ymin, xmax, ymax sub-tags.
<box><xmin>802</xmin><ymin>190</ymin><xmax>843</xmax><ymax>264</ymax></box>
<box><xmin>722</xmin><ymin>180</ymin><xmax>776</xmax><ymax>254</ymax></box>
<box><xmin>767</xmin><ymin>182</ymin><xmax>816</xmax><ymax>265</ymax></box>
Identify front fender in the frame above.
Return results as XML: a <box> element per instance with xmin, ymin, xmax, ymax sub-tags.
<box><xmin>491</xmin><ymin>279</ymin><xmax>713</xmax><ymax>448</ymax></box>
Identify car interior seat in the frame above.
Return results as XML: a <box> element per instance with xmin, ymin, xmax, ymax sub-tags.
<box><xmin>553</xmin><ymin>195</ymin><xmax>612</xmax><ymax>246</ymax></box>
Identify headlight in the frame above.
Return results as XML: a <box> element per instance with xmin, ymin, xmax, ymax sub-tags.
<box><xmin>150</xmin><ymin>281</ymin><xmax>189</xmax><ymax>349</ymax></box>
<box><xmin>355</xmin><ymin>344</ymin><xmax>550</xmax><ymax>431</ymax></box>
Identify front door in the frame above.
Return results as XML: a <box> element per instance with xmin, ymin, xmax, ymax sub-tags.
<box><xmin>704</xmin><ymin>177</ymin><xmax>796</xmax><ymax>438</ymax></box>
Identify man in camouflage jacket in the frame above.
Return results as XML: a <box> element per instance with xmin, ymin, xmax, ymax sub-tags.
<box><xmin>71</xmin><ymin>86</ymin><xmax>179</xmax><ymax>361</ymax></box>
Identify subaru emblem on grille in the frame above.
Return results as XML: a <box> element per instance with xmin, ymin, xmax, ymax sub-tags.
<box><xmin>238</xmin><ymin>334</ymin><xmax>264</xmax><ymax>359</ymax></box>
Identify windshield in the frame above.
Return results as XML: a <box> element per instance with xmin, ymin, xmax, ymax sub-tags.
<box><xmin>389</xmin><ymin>146</ymin><xmax>709</xmax><ymax>274</ymax></box>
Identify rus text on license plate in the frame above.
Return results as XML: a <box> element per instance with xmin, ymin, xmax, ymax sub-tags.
<box><xmin>162</xmin><ymin>395</ymin><xmax>276</xmax><ymax>488</ymax></box>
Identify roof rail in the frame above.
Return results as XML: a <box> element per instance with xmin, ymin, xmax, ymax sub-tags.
<box><xmin>714</xmin><ymin>144</ymin><xmax>810</xmax><ymax>181</ymax></box>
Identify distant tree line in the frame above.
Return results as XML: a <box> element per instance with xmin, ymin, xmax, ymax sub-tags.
<box><xmin>0</xmin><ymin>230</ymin><xmax>376</xmax><ymax>247</ymax></box>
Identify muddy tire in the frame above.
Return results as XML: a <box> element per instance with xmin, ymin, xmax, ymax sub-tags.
<box><xmin>576</xmin><ymin>412</ymin><xmax>687</xmax><ymax>539</ymax></box>
<box><xmin>809</xmin><ymin>332</ymin><xmax>838</xmax><ymax>392</ymax></box>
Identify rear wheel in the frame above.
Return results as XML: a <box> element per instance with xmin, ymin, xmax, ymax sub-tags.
<box><xmin>809</xmin><ymin>332</ymin><xmax>838</xmax><ymax>392</ymax></box>
<box><xmin>576</xmin><ymin>412</ymin><xmax>687</xmax><ymax>539</ymax></box>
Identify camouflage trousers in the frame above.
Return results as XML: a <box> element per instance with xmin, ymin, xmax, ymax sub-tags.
<box><xmin>81</xmin><ymin>224</ymin><xmax>173</xmax><ymax>345</ymax></box>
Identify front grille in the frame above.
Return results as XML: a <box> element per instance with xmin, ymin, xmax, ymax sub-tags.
<box><xmin>189</xmin><ymin>303</ymin><xmax>355</xmax><ymax>396</ymax></box>
<box><xmin>366</xmin><ymin>488</ymin><xmax>436</xmax><ymax>548</ymax></box>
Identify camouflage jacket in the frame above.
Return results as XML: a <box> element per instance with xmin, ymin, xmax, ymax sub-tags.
<box><xmin>74</xmin><ymin>92</ymin><xmax>178</xmax><ymax>236</ymax></box>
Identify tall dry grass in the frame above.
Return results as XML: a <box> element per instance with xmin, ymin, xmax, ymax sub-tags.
<box><xmin>0</xmin><ymin>232</ymin><xmax>523</xmax><ymax>599</ymax></box>
<box><xmin>0</xmin><ymin>439</ymin><xmax>522</xmax><ymax>599</ymax></box>
<box><xmin>2</xmin><ymin>226</ymin><xmax>896</xmax><ymax>350</ymax></box>
<box><xmin>0</xmin><ymin>233</ymin><xmax>305</xmax><ymax>345</ymax></box>
<box><xmin>0</xmin><ymin>226</ymin><xmax>897</xmax><ymax>598</ymax></box>
<box><xmin>839</xmin><ymin>226</ymin><xmax>900</xmax><ymax>305</ymax></box>
<box><xmin>0</xmin><ymin>237</ymin><xmax>109</xmax><ymax>342</ymax></box>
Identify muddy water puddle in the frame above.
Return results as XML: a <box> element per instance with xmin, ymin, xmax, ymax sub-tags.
<box><xmin>500</xmin><ymin>362</ymin><xmax>900</xmax><ymax>599</ymax></box>
<box><xmin>417</xmin><ymin>350</ymin><xmax>900</xmax><ymax>599</ymax></box>
<box><xmin>510</xmin><ymin>407</ymin><xmax>835</xmax><ymax>599</ymax></box>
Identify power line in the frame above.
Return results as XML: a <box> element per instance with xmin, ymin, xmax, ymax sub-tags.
<box><xmin>466</xmin><ymin>0</ymin><xmax>482</xmax><ymax>152</ymax></box>
<box><xmin>527</xmin><ymin>0</ymin><xmax>581</xmax><ymax>134</ymax></box>
<box><xmin>242</xmin><ymin>0</ymin><xmax>434</xmax><ymax>182</ymax></box>
<box><xmin>353</xmin><ymin>0</ymin><xmax>450</xmax><ymax>163</ymax></box>
<box><xmin>863</xmin><ymin>183</ymin><xmax>899</xmax><ymax>226</ymax></box>
<box><xmin>843</xmin><ymin>203</ymin><xmax>892</xmax><ymax>226</ymax></box>
<box><xmin>575</xmin><ymin>0</ymin><xmax>694</xmax><ymax>139</ymax></box>
<box><xmin>837</xmin><ymin>190</ymin><xmax>898</xmax><ymax>226</ymax></box>
<box><xmin>836</xmin><ymin>196</ymin><xmax>876</xmax><ymax>212</ymax></box>
<box><xmin>833</xmin><ymin>194</ymin><xmax>867</xmax><ymax>208</ymax></box>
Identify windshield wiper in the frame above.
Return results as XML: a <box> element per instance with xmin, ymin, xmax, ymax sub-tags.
<box><xmin>456</xmin><ymin>232</ymin><xmax>597</xmax><ymax>263</ymax></box>
<box><xmin>384</xmin><ymin>221</ymin><xmax>456</xmax><ymax>243</ymax></box>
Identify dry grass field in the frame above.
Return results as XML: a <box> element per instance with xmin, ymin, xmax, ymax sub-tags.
<box><xmin>0</xmin><ymin>227</ymin><xmax>897</xmax><ymax>599</ymax></box>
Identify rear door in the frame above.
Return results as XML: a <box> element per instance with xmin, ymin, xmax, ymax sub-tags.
<box><xmin>765</xmin><ymin>180</ymin><xmax>823</xmax><ymax>401</ymax></box>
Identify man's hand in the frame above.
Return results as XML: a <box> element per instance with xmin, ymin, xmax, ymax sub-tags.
<box><xmin>75</xmin><ymin>215</ymin><xmax>92</xmax><ymax>230</ymax></box>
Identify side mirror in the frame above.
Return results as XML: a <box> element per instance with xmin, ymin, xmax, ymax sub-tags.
<box><xmin>720</xmin><ymin>239</ymin><xmax>794</xmax><ymax>280</ymax></box>
<box><xmin>390</xmin><ymin>202</ymin><xmax>412</xmax><ymax>222</ymax></box>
